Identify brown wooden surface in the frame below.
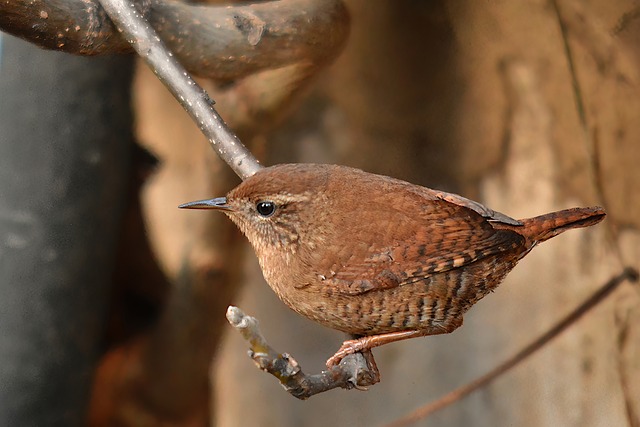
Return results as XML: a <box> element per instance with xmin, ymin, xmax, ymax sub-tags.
<box><xmin>212</xmin><ymin>1</ymin><xmax>640</xmax><ymax>426</ymax></box>
<box><xmin>0</xmin><ymin>0</ymin><xmax>348</xmax><ymax>79</ymax></box>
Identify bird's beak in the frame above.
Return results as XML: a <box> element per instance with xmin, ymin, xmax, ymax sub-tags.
<box><xmin>178</xmin><ymin>197</ymin><xmax>232</xmax><ymax>211</ymax></box>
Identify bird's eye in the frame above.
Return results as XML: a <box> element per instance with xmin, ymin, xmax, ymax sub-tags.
<box><xmin>256</xmin><ymin>201</ymin><xmax>276</xmax><ymax>217</ymax></box>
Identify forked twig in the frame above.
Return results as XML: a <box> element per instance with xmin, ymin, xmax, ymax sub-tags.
<box><xmin>226</xmin><ymin>306</ymin><xmax>380</xmax><ymax>399</ymax></box>
<box><xmin>384</xmin><ymin>267</ymin><xmax>639</xmax><ymax>427</ymax></box>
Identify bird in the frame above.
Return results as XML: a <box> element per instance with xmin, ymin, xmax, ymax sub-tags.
<box><xmin>179</xmin><ymin>163</ymin><xmax>606</xmax><ymax>367</ymax></box>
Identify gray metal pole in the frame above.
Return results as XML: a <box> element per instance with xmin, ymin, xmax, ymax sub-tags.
<box><xmin>0</xmin><ymin>34</ymin><xmax>133</xmax><ymax>426</ymax></box>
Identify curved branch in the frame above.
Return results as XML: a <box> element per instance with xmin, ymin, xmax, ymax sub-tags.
<box><xmin>0</xmin><ymin>0</ymin><xmax>350</xmax><ymax>79</ymax></box>
<box><xmin>226</xmin><ymin>306</ymin><xmax>380</xmax><ymax>399</ymax></box>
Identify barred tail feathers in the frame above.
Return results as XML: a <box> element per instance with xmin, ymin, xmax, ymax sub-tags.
<box><xmin>518</xmin><ymin>206</ymin><xmax>606</xmax><ymax>245</ymax></box>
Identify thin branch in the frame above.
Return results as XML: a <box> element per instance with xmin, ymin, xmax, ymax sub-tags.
<box><xmin>226</xmin><ymin>306</ymin><xmax>380</xmax><ymax>399</ymax></box>
<box><xmin>384</xmin><ymin>267</ymin><xmax>639</xmax><ymax>427</ymax></box>
<box><xmin>552</xmin><ymin>0</ymin><xmax>589</xmax><ymax>132</ymax></box>
<box><xmin>97</xmin><ymin>0</ymin><xmax>261</xmax><ymax>180</ymax></box>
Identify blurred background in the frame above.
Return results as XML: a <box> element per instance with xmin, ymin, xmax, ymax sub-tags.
<box><xmin>1</xmin><ymin>1</ymin><xmax>639</xmax><ymax>426</ymax></box>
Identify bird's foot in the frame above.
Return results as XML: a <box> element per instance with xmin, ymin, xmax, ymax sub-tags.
<box><xmin>326</xmin><ymin>330</ymin><xmax>428</xmax><ymax>368</ymax></box>
<box><xmin>326</xmin><ymin>338</ymin><xmax>368</xmax><ymax>367</ymax></box>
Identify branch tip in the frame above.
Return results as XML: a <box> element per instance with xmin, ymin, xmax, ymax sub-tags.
<box><xmin>225</xmin><ymin>305</ymin><xmax>247</xmax><ymax>327</ymax></box>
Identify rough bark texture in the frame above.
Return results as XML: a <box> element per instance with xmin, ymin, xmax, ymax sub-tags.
<box><xmin>212</xmin><ymin>1</ymin><xmax>640</xmax><ymax>426</ymax></box>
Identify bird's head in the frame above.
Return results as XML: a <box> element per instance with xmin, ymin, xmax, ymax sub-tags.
<box><xmin>179</xmin><ymin>164</ymin><xmax>334</xmax><ymax>256</ymax></box>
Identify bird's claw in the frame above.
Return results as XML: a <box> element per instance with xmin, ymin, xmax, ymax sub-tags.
<box><xmin>326</xmin><ymin>338</ymin><xmax>363</xmax><ymax>368</ymax></box>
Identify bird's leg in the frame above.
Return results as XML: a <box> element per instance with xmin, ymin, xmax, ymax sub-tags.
<box><xmin>326</xmin><ymin>318</ymin><xmax>464</xmax><ymax>367</ymax></box>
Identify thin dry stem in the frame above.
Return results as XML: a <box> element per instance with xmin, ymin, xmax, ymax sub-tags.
<box><xmin>97</xmin><ymin>0</ymin><xmax>262</xmax><ymax>179</ymax></box>
<box><xmin>384</xmin><ymin>267</ymin><xmax>639</xmax><ymax>427</ymax></box>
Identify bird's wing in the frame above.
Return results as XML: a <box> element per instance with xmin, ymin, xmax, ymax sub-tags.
<box><xmin>321</xmin><ymin>198</ymin><xmax>525</xmax><ymax>296</ymax></box>
<box><xmin>428</xmin><ymin>189</ymin><xmax>523</xmax><ymax>226</ymax></box>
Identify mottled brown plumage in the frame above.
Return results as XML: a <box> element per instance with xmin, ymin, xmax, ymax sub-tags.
<box><xmin>180</xmin><ymin>164</ymin><xmax>606</xmax><ymax>366</ymax></box>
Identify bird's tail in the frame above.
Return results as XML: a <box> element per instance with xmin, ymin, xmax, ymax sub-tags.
<box><xmin>518</xmin><ymin>206</ymin><xmax>606</xmax><ymax>245</ymax></box>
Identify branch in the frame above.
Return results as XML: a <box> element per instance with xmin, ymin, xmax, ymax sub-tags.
<box><xmin>2</xmin><ymin>0</ymin><xmax>349</xmax><ymax>140</ymax></box>
<box><xmin>384</xmin><ymin>267</ymin><xmax>640</xmax><ymax>427</ymax></box>
<box><xmin>226</xmin><ymin>306</ymin><xmax>380</xmax><ymax>399</ymax></box>
<box><xmin>0</xmin><ymin>0</ymin><xmax>349</xmax><ymax>80</ymax></box>
<box><xmin>97</xmin><ymin>0</ymin><xmax>261</xmax><ymax>179</ymax></box>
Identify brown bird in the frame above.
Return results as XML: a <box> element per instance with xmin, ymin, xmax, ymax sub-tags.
<box><xmin>180</xmin><ymin>164</ymin><xmax>606</xmax><ymax>367</ymax></box>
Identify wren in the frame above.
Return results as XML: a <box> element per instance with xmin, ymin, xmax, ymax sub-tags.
<box><xmin>180</xmin><ymin>163</ymin><xmax>605</xmax><ymax>367</ymax></box>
